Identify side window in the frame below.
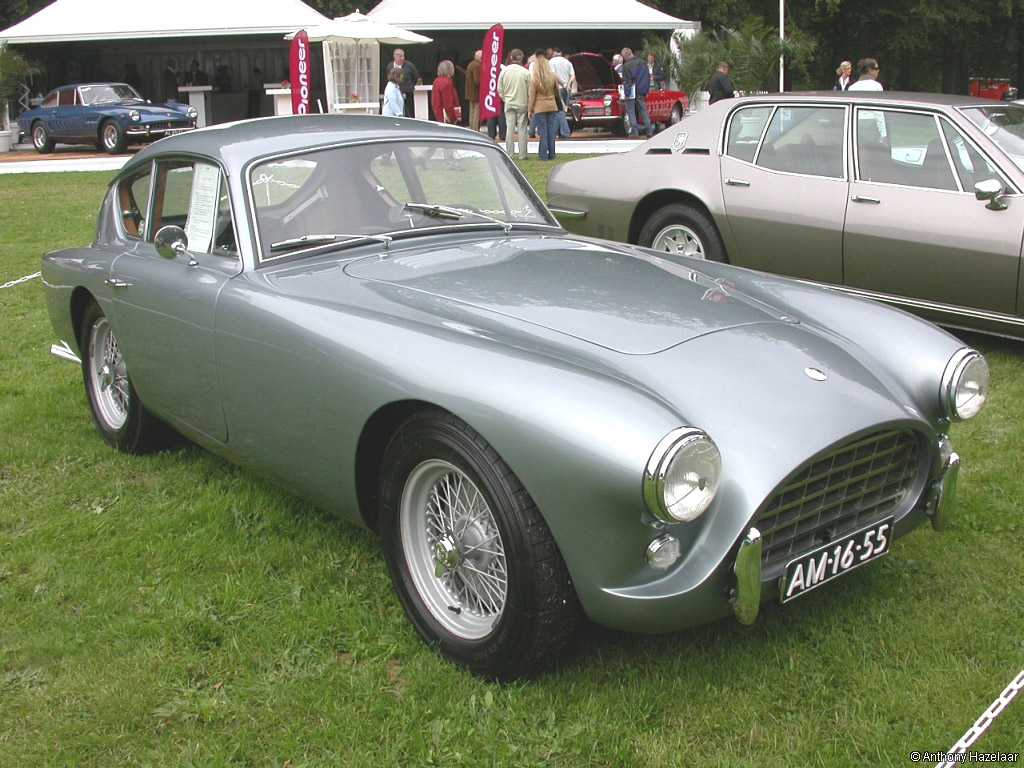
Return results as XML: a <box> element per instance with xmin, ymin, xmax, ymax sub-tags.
<box><xmin>755</xmin><ymin>106</ymin><xmax>845</xmax><ymax>179</ymax></box>
<box><xmin>151</xmin><ymin>160</ymin><xmax>232</xmax><ymax>256</ymax></box>
<box><xmin>117</xmin><ymin>169</ymin><xmax>152</xmax><ymax>238</ymax></box>
<box><xmin>940</xmin><ymin>120</ymin><xmax>1006</xmax><ymax>192</ymax></box>
<box><xmin>42</xmin><ymin>90</ymin><xmax>58</xmax><ymax>108</ymax></box>
<box><xmin>856</xmin><ymin>110</ymin><xmax>957</xmax><ymax>191</ymax></box>
<box><xmin>58</xmin><ymin>89</ymin><xmax>74</xmax><ymax>107</ymax></box>
<box><xmin>726</xmin><ymin>106</ymin><xmax>772</xmax><ymax>163</ymax></box>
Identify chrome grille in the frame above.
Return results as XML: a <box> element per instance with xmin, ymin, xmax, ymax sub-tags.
<box><xmin>755</xmin><ymin>429</ymin><xmax>922</xmax><ymax>573</ymax></box>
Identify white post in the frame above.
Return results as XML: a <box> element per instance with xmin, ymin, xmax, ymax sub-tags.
<box><xmin>778</xmin><ymin>0</ymin><xmax>785</xmax><ymax>92</ymax></box>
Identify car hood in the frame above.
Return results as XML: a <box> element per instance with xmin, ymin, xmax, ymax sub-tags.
<box><xmin>343</xmin><ymin>235</ymin><xmax>791</xmax><ymax>354</ymax></box>
<box><xmin>111</xmin><ymin>103</ymin><xmax>189</xmax><ymax>119</ymax></box>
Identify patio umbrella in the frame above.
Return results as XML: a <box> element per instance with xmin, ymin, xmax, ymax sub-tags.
<box><xmin>287</xmin><ymin>12</ymin><xmax>431</xmax><ymax>44</ymax></box>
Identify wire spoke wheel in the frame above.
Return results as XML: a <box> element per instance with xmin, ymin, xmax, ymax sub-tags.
<box><xmin>651</xmin><ymin>223</ymin><xmax>706</xmax><ymax>259</ymax></box>
<box><xmin>88</xmin><ymin>316</ymin><xmax>129</xmax><ymax>430</ymax></box>
<box><xmin>103</xmin><ymin>123</ymin><xmax>119</xmax><ymax>150</ymax></box>
<box><xmin>400</xmin><ymin>459</ymin><xmax>508</xmax><ymax>640</ymax></box>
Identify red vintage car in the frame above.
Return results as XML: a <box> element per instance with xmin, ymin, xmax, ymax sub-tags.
<box><xmin>968</xmin><ymin>78</ymin><xmax>1018</xmax><ymax>101</ymax></box>
<box><xmin>568</xmin><ymin>52</ymin><xmax>688</xmax><ymax>135</ymax></box>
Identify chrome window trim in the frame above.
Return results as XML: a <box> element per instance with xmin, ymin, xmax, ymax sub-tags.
<box><xmin>954</xmin><ymin>104</ymin><xmax>1024</xmax><ymax>184</ymax></box>
<box><xmin>111</xmin><ymin>158</ymin><xmax>155</xmax><ymax>242</ymax></box>
<box><xmin>937</xmin><ymin>114</ymin><xmax>1019</xmax><ymax>195</ymax></box>
<box><xmin>722</xmin><ymin>102</ymin><xmax>850</xmax><ymax>182</ymax></box>
<box><xmin>245</xmin><ymin>136</ymin><xmax>561</xmax><ymax>265</ymax></box>
<box><xmin>852</xmin><ymin>105</ymin><xmax>961</xmax><ymax>193</ymax></box>
<box><xmin>117</xmin><ymin>153</ymin><xmax>240</xmax><ymax>261</ymax></box>
<box><xmin>721</xmin><ymin>103</ymin><xmax>775</xmax><ymax>162</ymax></box>
<box><xmin>934</xmin><ymin>114</ymin><xmax>964</xmax><ymax>193</ymax></box>
<box><xmin>642</xmin><ymin>426</ymin><xmax>718</xmax><ymax>524</ymax></box>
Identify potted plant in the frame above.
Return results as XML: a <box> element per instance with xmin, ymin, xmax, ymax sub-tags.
<box><xmin>0</xmin><ymin>47</ymin><xmax>36</xmax><ymax>151</ymax></box>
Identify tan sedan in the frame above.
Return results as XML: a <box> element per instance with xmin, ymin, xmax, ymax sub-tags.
<box><xmin>547</xmin><ymin>92</ymin><xmax>1024</xmax><ymax>339</ymax></box>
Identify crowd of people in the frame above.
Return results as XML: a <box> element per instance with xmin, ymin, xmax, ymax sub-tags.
<box><xmin>383</xmin><ymin>45</ymin><xmax>671</xmax><ymax>161</ymax></box>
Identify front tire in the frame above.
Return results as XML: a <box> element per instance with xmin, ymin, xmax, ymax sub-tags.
<box><xmin>379</xmin><ymin>409</ymin><xmax>581</xmax><ymax>680</ymax></box>
<box><xmin>100</xmin><ymin>120</ymin><xmax>127</xmax><ymax>154</ymax></box>
<box><xmin>638</xmin><ymin>202</ymin><xmax>727</xmax><ymax>262</ymax></box>
<box><xmin>31</xmin><ymin>122</ymin><xmax>54</xmax><ymax>154</ymax></box>
<box><xmin>80</xmin><ymin>302</ymin><xmax>172</xmax><ymax>453</ymax></box>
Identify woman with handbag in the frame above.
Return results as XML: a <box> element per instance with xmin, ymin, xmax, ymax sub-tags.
<box><xmin>431</xmin><ymin>60</ymin><xmax>462</xmax><ymax>124</ymax></box>
<box><xmin>528</xmin><ymin>50</ymin><xmax>559</xmax><ymax>161</ymax></box>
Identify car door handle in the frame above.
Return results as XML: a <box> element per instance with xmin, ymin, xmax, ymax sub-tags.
<box><xmin>851</xmin><ymin>195</ymin><xmax>881</xmax><ymax>204</ymax></box>
<box><xmin>725</xmin><ymin>178</ymin><xmax>751</xmax><ymax>187</ymax></box>
<box><xmin>104</xmin><ymin>277</ymin><xmax>133</xmax><ymax>289</ymax></box>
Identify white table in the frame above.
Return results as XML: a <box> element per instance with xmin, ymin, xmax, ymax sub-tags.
<box><xmin>178</xmin><ymin>85</ymin><xmax>213</xmax><ymax>127</ymax></box>
<box><xmin>413</xmin><ymin>85</ymin><xmax>432</xmax><ymax>120</ymax></box>
<box><xmin>265</xmin><ymin>85</ymin><xmax>293</xmax><ymax>116</ymax></box>
<box><xmin>332</xmin><ymin>102</ymin><xmax>379</xmax><ymax>116</ymax></box>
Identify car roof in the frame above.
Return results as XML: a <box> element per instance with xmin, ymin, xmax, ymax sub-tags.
<box><xmin>120</xmin><ymin>114</ymin><xmax>493</xmax><ymax>177</ymax></box>
<box><xmin>732</xmin><ymin>90</ymin><xmax>997</xmax><ymax>109</ymax></box>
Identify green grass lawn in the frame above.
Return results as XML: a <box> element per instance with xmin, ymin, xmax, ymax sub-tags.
<box><xmin>1</xmin><ymin>169</ymin><xmax>1022</xmax><ymax>767</ymax></box>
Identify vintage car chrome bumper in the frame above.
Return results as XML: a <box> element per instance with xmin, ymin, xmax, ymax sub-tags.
<box><xmin>126</xmin><ymin>124</ymin><xmax>194</xmax><ymax>138</ymax></box>
<box><xmin>728</xmin><ymin>437</ymin><xmax>960</xmax><ymax>626</ymax></box>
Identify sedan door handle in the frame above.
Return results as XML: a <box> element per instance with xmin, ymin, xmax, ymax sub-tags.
<box><xmin>725</xmin><ymin>178</ymin><xmax>751</xmax><ymax>187</ymax></box>
<box><xmin>104</xmin><ymin>277</ymin><xmax>133</xmax><ymax>289</ymax></box>
<box><xmin>851</xmin><ymin>195</ymin><xmax>881</xmax><ymax>204</ymax></box>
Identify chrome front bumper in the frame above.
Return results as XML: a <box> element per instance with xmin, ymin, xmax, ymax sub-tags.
<box><xmin>126</xmin><ymin>125</ymin><xmax>194</xmax><ymax>138</ymax></box>
<box><xmin>730</xmin><ymin>441</ymin><xmax>960</xmax><ymax>625</ymax></box>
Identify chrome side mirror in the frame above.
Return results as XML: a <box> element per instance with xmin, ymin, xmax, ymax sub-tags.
<box><xmin>154</xmin><ymin>224</ymin><xmax>189</xmax><ymax>259</ymax></box>
<box><xmin>974</xmin><ymin>178</ymin><xmax>1008</xmax><ymax>211</ymax></box>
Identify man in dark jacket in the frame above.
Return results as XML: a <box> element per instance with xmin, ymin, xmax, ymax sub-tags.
<box><xmin>620</xmin><ymin>48</ymin><xmax>653</xmax><ymax>137</ymax></box>
<box><xmin>707</xmin><ymin>61</ymin><xmax>734</xmax><ymax>104</ymax></box>
<box><xmin>388</xmin><ymin>49</ymin><xmax>421</xmax><ymax>118</ymax></box>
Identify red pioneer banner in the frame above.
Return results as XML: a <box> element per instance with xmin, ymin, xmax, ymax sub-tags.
<box><xmin>290</xmin><ymin>30</ymin><xmax>311</xmax><ymax>115</ymax></box>
<box><xmin>479</xmin><ymin>23</ymin><xmax>505</xmax><ymax>121</ymax></box>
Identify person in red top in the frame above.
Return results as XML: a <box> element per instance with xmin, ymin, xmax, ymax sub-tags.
<box><xmin>431</xmin><ymin>60</ymin><xmax>461</xmax><ymax>124</ymax></box>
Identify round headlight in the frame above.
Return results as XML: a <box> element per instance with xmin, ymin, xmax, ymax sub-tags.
<box><xmin>129</xmin><ymin>110</ymin><xmax>141</xmax><ymax>122</ymax></box>
<box><xmin>941</xmin><ymin>350</ymin><xmax>989</xmax><ymax>421</ymax></box>
<box><xmin>644</xmin><ymin>428</ymin><xmax>722</xmax><ymax>523</ymax></box>
<box><xmin>187</xmin><ymin>106</ymin><xmax>198</xmax><ymax>118</ymax></box>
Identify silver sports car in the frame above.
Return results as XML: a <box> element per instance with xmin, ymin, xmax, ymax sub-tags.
<box><xmin>44</xmin><ymin>115</ymin><xmax>983</xmax><ymax>679</ymax></box>
<box><xmin>547</xmin><ymin>92</ymin><xmax>1024</xmax><ymax>340</ymax></box>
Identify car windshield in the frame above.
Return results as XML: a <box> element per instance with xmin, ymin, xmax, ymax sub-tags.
<box><xmin>961</xmin><ymin>105</ymin><xmax>1024</xmax><ymax>171</ymax></box>
<box><xmin>79</xmin><ymin>84</ymin><xmax>143</xmax><ymax>105</ymax></box>
<box><xmin>250</xmin><ymin>141</ymin><xmax>555</xmax><ymax>260</ymax></box>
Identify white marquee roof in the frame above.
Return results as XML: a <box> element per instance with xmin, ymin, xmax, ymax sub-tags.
<box><xmin>0</xmin><ymin>0</ymin><xmax>331</xmax><ymax>43</ymax></box>
<box><xmin>367</xmin><ymin>0</ymin><xmax>696</xmax><ymax>30</ymax></box>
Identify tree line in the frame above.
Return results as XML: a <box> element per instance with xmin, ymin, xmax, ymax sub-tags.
<box><xmin>2</xmin><ymin>0</ymin><xmax>1021</xmax><ymax>94</ymax></box>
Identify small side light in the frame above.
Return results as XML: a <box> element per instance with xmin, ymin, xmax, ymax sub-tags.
<box><xmin>646</xmin><ymin>534</ymin><xmax>681</xmax><ymax>570</ymax></box>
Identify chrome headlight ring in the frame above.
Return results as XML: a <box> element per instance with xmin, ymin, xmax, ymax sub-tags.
<box><xmin>643</xmin><ymin>427</ymin><xmax>722</xmax><ymax>524</ymax></box>
<box><xmin>129</xmin><ymin>110</ymin><xmax>141</xmax><ymax>122</ymax></box>
<box><xmin>940</xmin><ymin>349</ymin><xmax>989</xmax><ymax>421</ymax></box>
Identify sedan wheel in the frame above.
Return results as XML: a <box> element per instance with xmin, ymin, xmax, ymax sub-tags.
<box><xmin>379</xmin><ymin>409</ymin><xmax>581</xmax><ymax>679</ymax></box>
<box><xmin>80</xmin><ymin>301</ymin><xmax>174</xmax><ymax>453</ymax></box>
<box><xmin>651</xmin><ymin>224</ymin><xmax>706</xmax><ymax>259</ymax></box>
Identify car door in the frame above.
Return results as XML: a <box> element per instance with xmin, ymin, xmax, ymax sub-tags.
<box><xmin>50</xmin><ymin>87</ymin><xmax>77</xmax><ymax>136</ymax></box>
<box><xmin>844</xmin><ymin>107</ymin><xmax>1023</xmax><ymax>316</ymax></box>
<box><xmin>720</xmin><ymin>103</ymin><xmax>849</xmax><ymax>283</ymax></box>
<box><xmin>109</xmin><ymin>158</ymin><xmax>240</xmax><ymax>442</ymax></box>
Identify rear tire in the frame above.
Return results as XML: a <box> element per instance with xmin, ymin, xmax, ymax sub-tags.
<box><xmin>638</xmin><ymin>202</ymin><xmax>727</xmax><ymax>263</ymax></box>
<box><xmin>80</xmin><ymin>301</ymin><xmax>174</xmax><ymax>453</ymax></box>
<box><xmin>31</xmin><ymin>122</ymin><xmax>54</xmax><ymax>154</ymax></box>
<box><xmin>378</xmin><ymin>408</ymin><xmax>581</xmax><ymax>680</ymax></box>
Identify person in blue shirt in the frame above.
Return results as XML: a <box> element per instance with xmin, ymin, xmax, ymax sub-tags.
<box><xmin>620</xmin><ymin>48</ymin><xmax>652</xmax><ymax>138</ymax></box>
<box><xmin>382</xmin><ymin>67</ymin><xmax>404</xmax><ymax>117</ymax></box>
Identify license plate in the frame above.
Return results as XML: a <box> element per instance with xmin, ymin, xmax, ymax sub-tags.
<box><xmin>779</xmin><ymin>517</ymin><xmax>893</xmax><ymax>603</ymax></box>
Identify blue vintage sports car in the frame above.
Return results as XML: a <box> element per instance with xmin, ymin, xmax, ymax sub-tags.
<box><xmin>18</xmin><ymin>82</ymin><xmax>197</xmax><ymax>154</ymax></box>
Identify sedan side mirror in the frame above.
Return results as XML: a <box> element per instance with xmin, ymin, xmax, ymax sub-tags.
<box><xmin>154</xmin><ymin>225</ymin><xmax>189</xmax><ymax>259</ymax></box>
<box><xmin>974</xmin><ymin>178</ymin><xmax>1008</xmax><ymax>211</ymax></box>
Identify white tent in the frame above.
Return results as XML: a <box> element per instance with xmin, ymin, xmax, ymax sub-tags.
<box><xmin>0</xmin><ymin>0</ymin><xmax>330</xmax><ymax>43</ymax></box>
<box><xmin>367</xmin><ymin>0</ymin><xmax>697</xmax><ymax>31</ymax></box>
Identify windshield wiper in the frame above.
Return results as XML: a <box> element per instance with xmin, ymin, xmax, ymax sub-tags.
<box><xmin>403</xmin><ymin>202</ymin><xmax>512</xmax><ymax>235</ymax></box>
<box><xmin>269</xmin><ymin>233</ymin><xmax>393</xmax><ymax>253</ymax></box>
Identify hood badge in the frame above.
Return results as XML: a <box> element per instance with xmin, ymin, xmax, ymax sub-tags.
<box><xmin>804</xmin><ymin>367</ymin><xmax>827</xmax><ymax>382</ymax></box>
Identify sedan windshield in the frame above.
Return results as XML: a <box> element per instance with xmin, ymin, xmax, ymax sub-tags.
<box><xmin>79</xmin><ymin>84</ymin><xmax>143</xmax><ymax>105</ymax></box>
<box><xmin>250</xmin><ymin>141</ymin><xmax>555</xmax><ymax>260</ymax></box>
<box><xmin>961</xmin><ymin>105</ymin><xmax>1024</xmax><ymax>171</ymax></box>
